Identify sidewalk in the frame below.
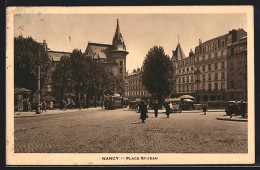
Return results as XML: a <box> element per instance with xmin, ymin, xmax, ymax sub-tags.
<box><xmin>216</xmin><ymin>115</ymin><xmax>248</xmax><ymax>122</ymax></box>
<box><xmin>14</xmin><ymin>107</ymin><xmax>103</xmax><ymax>118</ymax></box>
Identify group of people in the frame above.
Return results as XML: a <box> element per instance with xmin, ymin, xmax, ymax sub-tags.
<box><xmin>62</xmin><ymin>98</ymin><xmax>76</xmax><ymax>111</ymax></box>
<box><xmin>138</xmin><ymin>100</ymin><xmax>172</xmax><ymax>123</ymax></box>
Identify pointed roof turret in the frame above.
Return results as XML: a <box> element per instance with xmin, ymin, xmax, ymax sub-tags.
<box><xmin>112</xmin><ymin>19</ymin><xmax>126</xmax><ymax>50</ymax></box>
<box><xmin>172</xmin><ymin>43</ymin><xmax>186</xmax><ymax>61</ymax></box>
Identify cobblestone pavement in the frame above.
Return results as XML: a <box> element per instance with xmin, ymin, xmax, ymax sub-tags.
<box><xmin>14</xmin><ymin>108</ymin><xmax>247</xmax><ymax>153</ymax></box>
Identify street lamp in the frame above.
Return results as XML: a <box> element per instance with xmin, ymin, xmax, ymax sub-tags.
<box><xmin>36</xmin><ymin>48</ymin><xmax>41</xmax><ymax>114</ymax></box>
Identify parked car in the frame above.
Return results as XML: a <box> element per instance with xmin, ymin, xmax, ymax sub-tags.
<box><xmin>225</xmin><ymin>101</ymin><xmax>248</xmax><ymax>116</ymax></box>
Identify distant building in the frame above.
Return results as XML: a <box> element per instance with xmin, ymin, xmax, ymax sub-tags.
<box><xmin>125</xmin><ymin>68</ymin><xmax>150</xmax><ymax>101</ymax></box>
<box><xmin>40</xmin><ymin>40</ymin><xmax>72</xmax><ymax>96</ymax></box>
<box><xmin>85</xmin><ymin>19</ymin><xmax>128</xmax><ymax>80</ymax></box>
<box><xmin>227</xmin><ymin>36</ymin><xmax>247</xmax><ymax>101</ymax></box>
<box><xmin>172</xmin><ymin>28</ymin><xmax>247</xmax><ymax>103</ymax></box>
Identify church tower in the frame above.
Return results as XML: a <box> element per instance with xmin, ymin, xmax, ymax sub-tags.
<box><xmin>111</xmin><ymin>19</ymin><xmax>129</xmax><ymax>80</ymax></box>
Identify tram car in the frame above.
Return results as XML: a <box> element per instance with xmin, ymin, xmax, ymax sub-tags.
<box><xmin>104</xmin><ymin>95</ymin><xmax>123</xmax><ymax>110</ymax></box>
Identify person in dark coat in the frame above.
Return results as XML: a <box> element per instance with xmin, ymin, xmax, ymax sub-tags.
<box><xmin>165</xmin><ymin>103</ymin><xmax>170</xmax><ymax>118</ymax></box>
<box><xmin>139</xmin><ymin>100</ymin><xmax>148</xmax><ymax>123</ymax></box>
<box><xmin>233</xmin><ymin>101</ymin><xmax>239</xmax><ymax>117</ymax></box>
<box><xmin>153</xmin><ymin>100</ymin><xmax>159</xmax><ymax>118</ymax></box>
<box><xmin>203</xmin><ymin>104</ymin><xmax>207</xmax><ymax>115</ymax></box>
<box><xmin>240</xmin><ymin>101</ymin><xmax>246</xmax><ymax>118</ymax></box>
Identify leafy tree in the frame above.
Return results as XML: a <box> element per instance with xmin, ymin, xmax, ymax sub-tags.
<box><xmin>142</xmin><ymin>46</ymin><xmax>174</xmax><ymax>103</ymax></box>
<box><xmin>14</xmin><ymin>35</ymin><xmax>51</xmax><ymax>91</ymax></box>
<box><xmin>51</xmin><ymin>55</ymin><xmax>72</xmax><ymax>103</ymax></box>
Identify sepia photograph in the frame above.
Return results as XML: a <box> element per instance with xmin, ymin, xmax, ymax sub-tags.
<box><xmin>6</xmin><ymin>6</ymin><xmax>254</xmax><ymax>165</ymax></box>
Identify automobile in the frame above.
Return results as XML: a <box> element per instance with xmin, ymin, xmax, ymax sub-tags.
<box><xmin>225</xmin><ymin>101</ymin><xmax>248</xmax><ymax>116</ymax></box>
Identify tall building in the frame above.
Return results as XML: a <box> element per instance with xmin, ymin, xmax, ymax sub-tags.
<box><xmin>172</xmin><ymin>28</ymin><xmax>247</xmax><ymax>103</ymax></box>
<box><xmin>125</xmin><ymin>68</ymin><xmax>150</xmax><ymax>101</ymax></box>
<box><xmin>227</xmin><ymin>36</ymin><xmax>247</xmax><ymax>101</ymax></box>
<box><xmin>85</xmin><ymin>19</ymin><xmax>128</xmax><ymax>80</ymax></box>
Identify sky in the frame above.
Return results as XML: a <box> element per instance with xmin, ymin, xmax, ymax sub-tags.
<box><xmin>14</xmin><ymin>13</ymin><xmax>247</xmax><ymax>72</ymax></box>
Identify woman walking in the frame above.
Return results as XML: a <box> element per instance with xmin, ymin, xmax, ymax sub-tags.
<box><xmin>139</xmin><ymin>100</ymin><xmax>148</xmax><ymax>123</ymax></box>
<box><xmin>165</xmin><ymin>103</ymin><xmax>170</xmax><ymax>118</ymax></box>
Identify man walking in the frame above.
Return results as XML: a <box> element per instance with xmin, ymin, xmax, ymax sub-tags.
<box><xmin>153</xmin><ymin>100</ymin><xmax>159</xmax><ymax>118</ymax></box>
<box><xmin>203</xmin><ymin>104</ymin><xmax>207</xmax><ymax>115</ymax></box>
<box><xmin>165</xmin><ymin>103</ymin><xmax>170</xmax><ymax>118</ymax></box>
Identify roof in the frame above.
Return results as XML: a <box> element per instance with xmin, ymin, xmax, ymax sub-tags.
<box><xmin>173</xmin><ymin>43</ymin><xmax>186</xmax><ymax>61</ymax></box>
<box><xmin>85</xmin><ymin>42</ymin><xmax>113</xmax><ymax>60</ymax></box>
<box><xmin>179</xmin><ymin>95</ymin><xmax>194</xmax><ymax>99</ymax></box>
<box><xmin>47</xmin><ymin>51</ymin><xmax>71</xmax><ymax>62</ymax></box>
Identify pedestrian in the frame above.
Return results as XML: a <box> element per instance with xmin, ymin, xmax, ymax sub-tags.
<box><xmin>139</xmin><ymin>100</ymin><xmax>148</xmax><ymax>123</ymax></box>
<box><xmin>203</xmin><ymin>104</ymin><xmax>207</xmax><ymax>115</ymax></box>
<box><xmin>42</xmin><ymin>100</ymin><xmax>47</xmax><ymax>112</ymax></box>
<box><xmin>62</xmin><ymin>99</ymin><xmax>67</xmax><ymax>111</ymax></box>
<box><xmin>165</xmin><ymin>102</ymin><xmax>170</xmax><ymax>118</ymax></box>
<box><xmin>153</xmin><ymin>100</ymin><xmax>159</xmax><ymax>118</ymax></box>
<box><xmin>240</xmin><ymin>100</ymin><xmax>246</xmax><ymax>118</ymax></box>
<box><xmin>233</xmin><ymin>100</ymin><xmax>239</xmax><ymax>116</ymax></box>
<box><xmin>49</xmin><ymin>101</ymin><xmax>53</xmax><ymax>110</ymax></box>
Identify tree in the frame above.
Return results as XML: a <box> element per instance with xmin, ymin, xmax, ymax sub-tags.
<box><xmin>142</xmin><ymin>46</ymin><xmax>174</xmax><ymax>103</ymax></box>
<box><xmin>51</xmin><ymin>55</ymin><xmax>72</xmax><ymax>103</ymax></box>
<box><xmin>14</xmin><ymin>35</ymin><xmax>51</xmax><ymax>92</ymax></box>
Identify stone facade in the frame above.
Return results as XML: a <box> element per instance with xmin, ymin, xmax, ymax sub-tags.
<box><xmin>227</xmin><ymin>36</ymin><xmax>247</xmax><ymax>101</ymax></box>
<box><xmin>125</xmin><ymin>68</ymin><xmax>150</xmax><ymax>101</ymax></box>
<box><xmin>172</xmin><ymin>28</ymin><xmax>247</xmax><ymax>103</ymax></box>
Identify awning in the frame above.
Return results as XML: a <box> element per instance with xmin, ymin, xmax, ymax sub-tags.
<box><xmin>14</xmin><ymin>87</ymin><xmax>31</xmax><ymax>93</ymax></box>
<box><xmin>183</xmin><ymin>99</ymin><xmax>193</xmax><ymax>102</ymax></box>
<box><xmin>179</xmin><ymin>95</ymin><xmax>194</xmax><ymax>99</ymax></box>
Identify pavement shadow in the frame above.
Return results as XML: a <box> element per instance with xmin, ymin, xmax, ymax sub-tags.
<box><xmin>131</xmin><ymin>122</ymin><xmax>144</xmax><ymax>124</ymax></box>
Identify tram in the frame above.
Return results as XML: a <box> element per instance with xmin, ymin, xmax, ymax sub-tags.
<box><xmin>104</xmin><ymin>95</ymin><xmax>123</xmax><ymax>110</ymax></box>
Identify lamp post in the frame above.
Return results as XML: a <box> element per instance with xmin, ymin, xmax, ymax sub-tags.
<box><xmin>36</xmin><ymin>48</ymin><xmax>41</xmax><ymax>114</ymax></box>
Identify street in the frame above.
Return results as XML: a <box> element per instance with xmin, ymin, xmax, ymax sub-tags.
<box><xmin>14</xmin><ymin>108</ymin><xmax>248</xmax><ymax>153</ymax></box>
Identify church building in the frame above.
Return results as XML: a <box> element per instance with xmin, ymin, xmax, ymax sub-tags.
<box><xmin>85</xmin><ymin>19</ymin><xmax>129</xmax><ymax>80</ymax></box>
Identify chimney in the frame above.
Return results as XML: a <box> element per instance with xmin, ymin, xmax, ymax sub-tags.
<box><xmin>199</xmin><ymin>39</ymin><xmax>202</xmax><ymax>44</ymax></box>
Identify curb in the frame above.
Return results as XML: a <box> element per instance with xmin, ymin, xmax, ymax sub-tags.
<box><xmin>216</xmin><ymin>117</ymin><xmax>248</xmax><ymax>122</ymax></box>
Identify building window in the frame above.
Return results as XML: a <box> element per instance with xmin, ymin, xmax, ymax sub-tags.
<box><xmin>221</xmin><ymin>61</ymin><xmax>225</xmax><ymax>68</ymax></box>
<box><xmin>208</xmin><ymin>83</ymin><xmax>212</xmax><ymax>90</ymax></box>
<box><xmin>214</xmin><ymin>52</ymin><xmax>217</xmax><ymax>58</ymax></box>
<box><xmin>120</xmin><ymin>60</ymin><xmax>123</xmax><ymax>66</ymax></box>
<box><xmin>202</xmin><ymin>55</ymin><xmax>205</xmax><ymax>61</ymax></box>
<box><xmin>197</xmin><ymin>57</ymin><xmax>199</xmax><ymax>64</ymax></box>
<box><xmin>179</xmin><ymin>69</ymin><xmax>181</xmax><ymax>73</ymax></box>
<box><xmin>203</xmin><ymin>74</ymin><xmax>205</xmax><ymax>81</ymax></box>
<box><xmin>208</xmin><ymin>64</ymin><xmax>211</xmax><ymax>71</ymax></box>
<box><xmin>202</xmin><ymin>84</ymin><xmax>205</xmax><ymax>90</ymax></box>
<box><xmin>231</xmin><ymin>48</ymin><xmax>234</xmax><ymax>55</ymax></box>
<box><xmin>215</xmin><ymin>63</ymin><xmax>218</xmax><ymax>70</ymax></box>
<box><xmin>230</xmin><ymin>81</ymin><xmax>234</xmax><ymax>88</ymax></box>
<box><xmin>215</xmin><ymin>73</ymin><xmax>218</xmax><ymax>80</ymax></box>
<box><xmin>202</xmin><ymin>65</ymin><xmax>205</xmax><ymax>71</ymax></box>
<box><xmin>197</xmin><ymin>66</ymin><xmax>200</xmax><ymax>71</ymax></box>
<box><xmin>183</xmin><ymin>85</ymin><xmax>185</xmax><ymax>92</ymax></box>
<box><xmin>208</xmin><ymin>54</ymin><xmax>211</xmax><ymax>60</ymax></box>
<box><xmin>191</xmin><ymin>67</ymin><xmax>194</xmax><ymax>71</ymax></box>
<box><xmin>179</xmin><ymin>77</ymin><xmax>181</xmax><ymax>83</ymax></box>
<box><xmin>222</xmin><ymin>41</ymin><xmax>224</xmax><ymax>47</ymax></box>
<box><xmin>231</xmin><ymin>69</ymin><xmax>234</xmax><ymax>76</ymax></box>
<box><xmin>183</xmin><ymin>68</ymin><xmax>185</xmax><ymax>73</ymax></box>
<box><xmin>191</xmin><ymin>85</ymin><xmax>194</xmax><ymax>92</ymax></box>
<box><xmin>187</xmin><ymin>68</ymin><xmax>189</xmax><ymax>72</ymax></box>
<box><xmin>208</xmin><ymin>73</ymin><xmax>211</xmax><ymax>80</ymax></box>
<box><xmin>187</xmin><ymin>76</ymin><xmax>189</xmax><ymax>82</ymax></box>
<box><xmin>238</xmin><ymin>68</ymin><xmax>242</xmax><ymax>75</ymax></box>
<box><xmin>221</xmin><ymin>72</ymin><xmax>225</xmax><ymax>79</ymax></box>
<box><xmin>221</xmin><ymin>51</ymin><xmax>224</xmax><ymax>57</ymax></box>
<box><xmin>221</xmin><ymin>82</ymin><xmax>225</xmax><ymax>90</ymax></box>
<box><xmin>215</xmin><ymin>83</ymin><xmax>218</xmax><ymax>90</ymax></box>
<box><xmin>182</xmin><ymin>77</ymin><xmax>185</xmax><ymax>83</ymax></box>
<box><xmin>191</xmin><ymin>76</ymin><xmax>194</xmax><ymax>82</ymax></box>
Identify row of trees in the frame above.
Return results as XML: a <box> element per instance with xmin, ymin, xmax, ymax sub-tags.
<box><xmin>14</xmin><ymin>36</ymin><xmax>124</xmax><ymax>107</ymax></box>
